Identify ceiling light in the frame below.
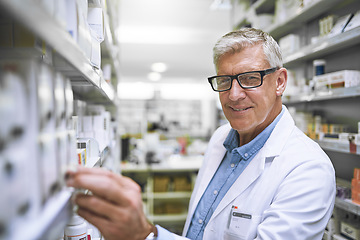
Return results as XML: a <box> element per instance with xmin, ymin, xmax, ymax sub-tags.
<box><xmin>117</xmin><ymin>82</ymin><xmax>154</xmax><ymax>99</ymax></box>
<box><xmin>147</xmin><ymin>72</ymin><xmax>162</xmax><ymax>81</ymax></box>
<box><xmin>151</xmin><ymin>62</ymin><xmax>168</xmax><ymax>73</ymax></box>
<box><xmin>117</xmin><ymin>26</ymin><xmax>197</xmax><ymax>44</ymax></box>
<box><xmin>210</xmin><ymin>0</ymin><xmax>232</xmax><ymax>10</ymax></box>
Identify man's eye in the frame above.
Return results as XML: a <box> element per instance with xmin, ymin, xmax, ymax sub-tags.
<box><xmin>217</xmin><ymin>77</ymin><xmax>230</xmax><ymax>85</ymax></box>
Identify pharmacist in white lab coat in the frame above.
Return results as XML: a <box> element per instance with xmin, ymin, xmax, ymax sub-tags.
<box><xmin>66</xmin><ymin>28</ymin><xmax>336</xmax><ymax>240</ymax></box>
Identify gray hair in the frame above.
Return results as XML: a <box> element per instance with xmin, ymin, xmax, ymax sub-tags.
<box><xmin>213</xmin><ymin>28</ymin><xmax>283</xmax><ymax>71</ymax></box>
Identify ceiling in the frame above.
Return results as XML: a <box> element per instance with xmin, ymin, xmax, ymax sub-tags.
<box><xmin>117</xmin><ymin>0</ymin><xmax>232</xmax><ymax>84</ymax></box>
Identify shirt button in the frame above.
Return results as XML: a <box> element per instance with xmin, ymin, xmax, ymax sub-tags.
<box><xmin>244</xmin><ymin>153</ymin><xmax>248</xmax><ymax>157</ymax></box>
<box><xmin>213</xmin><ymin>190</ymin><xmax>218</xmax><ymax>195</ymax></box>
<box><xmin>230</xmin><ymin>163</ymin><xmax>235</xmax><ymax>168</ymax></box>
<box><xmin>198</xmin><ymin>219</ymin><xmax>203</xmax><ymax>224</ymax></box>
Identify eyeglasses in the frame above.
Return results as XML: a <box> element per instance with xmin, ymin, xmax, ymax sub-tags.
<box><xmin>208</xmin><ymin>67</ymin><xmax>279</xmax><ymax>92</ymax></box>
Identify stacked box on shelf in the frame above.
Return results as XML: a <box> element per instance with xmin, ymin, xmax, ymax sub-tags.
<box><xmin>352</xmin><ymin>168</ymin><xmax>360</xmax><ymax>204</ymax></box>
<box><xmin>314</xmin><ymin>70</ymin><xmax>360</xmax><ymax>91</ymax></box>
<box><xmin>173</xmin><ymin>176</ymin><xmax>192</xmax><ymax>192</ymax></box>
<box><xmin>153</xmin><ymin>176</ymin><xmax>170</xmax><ymax>192</ymax></box>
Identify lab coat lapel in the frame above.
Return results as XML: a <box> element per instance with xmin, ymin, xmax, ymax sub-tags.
<box><xmin>210</xmin><ymin>148</ymin><xmax>267</xmax><ymax>220</ymax></box>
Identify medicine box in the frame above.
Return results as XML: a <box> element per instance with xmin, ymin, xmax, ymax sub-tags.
<box><xmin>314</xmin><ymin>70</ymin><xmax>360</xmax><ymax>90</ymax></box>
<box><xmin>77</xmin><ymin>148</ymin><xmax>86</xmax><ymax>165</ymax></box>
<box><xmin>333</xmin><ymin>234</ymin><xmax>350</xmax><ymax>240</ymax></box>
<box><xmin>153</xmin><ymin>176</ymin><xmax>170</xmax><ymax>192</ymax></box>
<box><xmin>341</xmin><ymin>221</ymin><xmax>360</xmax><ymax>240</ymax></box>
<box><xmin>279</xmin><ymin>34</ymin><xmax>300</xmax><ymax>56</ymax></box>
<box><xmin>345</xmin><ymin>10</ymin><xmax>360</xmax><ymax>32</ymax></box>
<box><xmin>88</xmin><ymin>6</ymin><xmax>104</xmax><ymax>41</ymax></box>
<box><xmin>65</xmin><ymin>0</ymin><xmax>78</xmax><ymax>41</ymax></box>
<box><xmin>54</xmin><ymin>72</ymin><xmax>66</xmax><ymax>130</ymax></box>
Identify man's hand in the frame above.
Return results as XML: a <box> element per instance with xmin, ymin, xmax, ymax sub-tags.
<box><xmin>66</xmin><ymin>166</ymin><xmax>153</xmax><ymax>240</ymax></box>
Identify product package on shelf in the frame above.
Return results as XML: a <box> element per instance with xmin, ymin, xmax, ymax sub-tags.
<box><xmin>344</xmin><ymin>10</ymin><xmax>360</xmax><ymax>32</ymax></box>
<box><xmin>314</xmin><ymin>70</ymin><xmax>360</xmax><ymax>91</ymax></box>
<box><xmin>352</xmin><ymin>168</ymin><xmax>360</xmax><ymax>205</ymax></box>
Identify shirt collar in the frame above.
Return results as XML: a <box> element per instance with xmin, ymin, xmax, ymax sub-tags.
<box><xmin>223</xmin><ymin>107</ymin><xmax>285</xmax><ymax>160</ymax></box>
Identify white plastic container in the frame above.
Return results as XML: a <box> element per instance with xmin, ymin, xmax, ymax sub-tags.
<box><xmin>64</xmin><ymin>214</ymin><xmax>87</xmax><ymax>240</ymax></box>
<box><xmin>313</xmin><ymin>59</ymin><xmax>326</xmax><ymax>76</ymax></box>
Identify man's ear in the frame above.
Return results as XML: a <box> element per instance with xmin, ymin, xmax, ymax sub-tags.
<box><xmin>276</xmin><ymin>68</ymin><xmax>287</xmax><ymax>97</ymax></box>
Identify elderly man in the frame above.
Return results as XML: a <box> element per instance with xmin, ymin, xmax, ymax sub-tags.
<box><xmin>67</xmin><ymin>28</ymin><xmax>335</xmax><ymax>240</ymax></box>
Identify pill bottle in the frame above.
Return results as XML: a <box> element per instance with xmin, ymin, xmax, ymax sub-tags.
<box><xmin>313</xmin><ymin>59</ymin><xmax>326</xmax><ymax>76</ymax></box>
<box><xmin>64</xmin><ymin>214</ymin><xmax>87</xmax><ymax>240</ymax></box>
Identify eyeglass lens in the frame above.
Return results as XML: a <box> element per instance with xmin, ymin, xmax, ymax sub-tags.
<box><xmin>211</xmin><ymin>72</ymin><xmax>262</xmax><ymax>91</ymax></box>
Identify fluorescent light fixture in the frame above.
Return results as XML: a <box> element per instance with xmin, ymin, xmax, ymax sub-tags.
<box><xmin>210</xmin><ymin>0</ymin><xmax>232</xmax><ymax>10</ymax></box>
<box><xmin>160</xmin><ymin>83</ymin><xmax>214</xmax><ymax>100</ymax></box>
<box><xmin>117</xmin><ymin>26</ymin><xmax>197</xmax><ymax>44</ymax></box>
<box><xmin>151</xmin><ymin>62</ymin><xmax>167</xmax><ymax>73</ymax></box>
<box><xmin>117</xmin><ymin>82</ymin><xmax>154</xmax><ymax>99</ymax></box>
<box><xmin>147</xmin><ymin>72</ymin><xmax>162</xmax><ymax>81</ymax></box>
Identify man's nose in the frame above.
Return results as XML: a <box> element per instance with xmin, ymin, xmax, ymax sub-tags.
<box><xmin>228</xmin><ymin>79</ymin><xmax>246</xmax><ymax>101</ymax></box>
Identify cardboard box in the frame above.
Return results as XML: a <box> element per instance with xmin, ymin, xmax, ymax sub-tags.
<box><xmin>54</xmin><ymin>72</ymin><xmax>66</xmax><ymax>130</ymax></box>
<box><xmin>153</xmin><ymin>176</ymin><xmax>170</xmax><ymax>192</ymax></box>
<box><xmin>341</xmin><ymin>221</ymin><xmax>360</xmax><ymax>240</ymax></box>
<box><xmin>88</xmin><ymin>6</ymin><xmax>104</xmax><ymax>41</ymax></box>
<box><xmin>65</xmin><ymin>0</ymin><xmax>78</xmax><ymax>41</ymax></box>
<box><xmin>77</xmin><ymin>148</ymin><xmax>86</xmax><ymax>165</ymax></box>
<box><xmin>90</xmin><ymin>29</ymin><xmax>101</xmax><ymax>68</ymax></box>
<box><xmin>345</xmin><ymin>10</ymin><xmax>360</xmax><ymax>32</ymax></box>
<box><xmin>314</xmin><ymin>70</ymin><xmax>360</xmax><ymax>90</ymax></box>
<box><xmin>173</xmin><ymin>176</ymin><xmax>192</xmax><ymax>192</ymax></box>
<box><xmin>279</xmin><ymin>34</ymin><xmax>300</xmax><ymax>56</ymax></box>
<box><xmin>77</xmin><ymin>3</ymin><xmax>92</xmax><ymax>59</ymax></box>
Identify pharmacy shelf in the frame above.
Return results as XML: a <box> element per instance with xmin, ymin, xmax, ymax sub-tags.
<box><xmin>335</xmin><ymin>198</ymin><xmax>360</xmax><ymax>216</ymax></box>
<box><xmin>284</xmin><ymin>86</ymin><xmax>360</xmax><ymax>104</ymax></box>
<box><xmin>122</xmin><ymin>156</ymin><xmax>203</xmax><ymax>173</ymax></box>
<box><xmin>316</xmin><ymin>139</ymin><xmax>359</xmax><ymax>155</ymax></box>
<box><xmin>0</xmin><ymin>0</ymin><xmax>116</xmax><ymax>104</ymax></box>
<box><xmin>152</xmin><ymin>192</ymin><xmax>192</xmax><ymax>200</ymax></box>
<box><xmin>149</xmin><ymin>213</ymin><xmax>188</xmax><ymax>223</ymax></box>
<box><xmin>10</xmin><ymin>190</ymin><xmax>72</xmax><ymax>240</ymax></box>
<box><xmin>284</xmin><ymin>27</ymin><xmax>360</xmax><ymax>67</ymax></box>
<box><xmin>265</xmin><ymin>0</ymin><xmax>345</xmax><ymax>39</ymax></box>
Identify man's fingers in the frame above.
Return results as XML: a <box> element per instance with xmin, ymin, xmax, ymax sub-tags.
<box><xmin>76</xmin><ymin>207</ymin><xmax>112</xmax><ymax>235</ymax></box>
<box><xmin>75</xmin><ymin>194</ymin><xmax>146</xmax><ymax>240</ymax></box>
<box><xmin>75</xmin><ymin>194</ymin><xmax>116</xmax><ymax>220</ymax></box>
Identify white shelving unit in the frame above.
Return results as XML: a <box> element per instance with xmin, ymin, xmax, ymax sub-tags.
<box><xmin>284</xmin><ymin>86</ymin><xmax>360</xmax><ymax>103</ymax></box>
<box><xmin>316</xmin><ymin>139</ymin><xmax>359</xmax><ymax>155</ymax></box>
<box><xmin>265</xmin><ymin>0</ymin><xmax>345</xmax><ymax>39</ymax></box>
<box><xmin>11</xmin><ymin>190</ymin><xmax>72</xmax><ymax>240</ymax></box>
<box><xmin>335</xmin><ymin>198</ymin><xmax>360</xmax><ymax>216</ymax></box>
<box><xmin>0</xmin><ymin>0</ymin><xmax>116</xmax><ymax>104</ymax></box>
<box><xmin>283</xmin><ymin>27</ymin><xmax>360</xmax><ymax>67</ymax></box>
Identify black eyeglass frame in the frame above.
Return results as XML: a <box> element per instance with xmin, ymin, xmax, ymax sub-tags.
<box><xmin>208</xmin><ymin>67</ymin><xmax>279</xmax><ymax>92</ymax></box>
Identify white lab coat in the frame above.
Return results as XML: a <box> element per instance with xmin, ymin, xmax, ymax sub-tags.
<box><xmin>173</xmin><ymin>106</ymin><xmax>335</xmax><ymax>240</ymax></box>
